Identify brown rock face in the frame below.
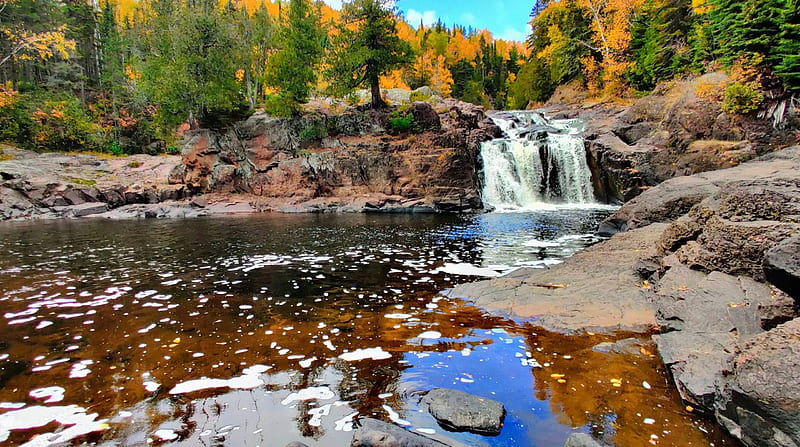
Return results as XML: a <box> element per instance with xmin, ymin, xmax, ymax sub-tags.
<box><xmin>173</xmin><ymin>101</ymin><xmax>499</xmax><ymax>213</ymax></box>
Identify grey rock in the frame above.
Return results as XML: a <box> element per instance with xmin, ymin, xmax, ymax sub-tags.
<box><xmin>70</xmin><ymin>202</ymin><xmax>109</xmax><ymax>218</ymax></box>
<box><xmin>351</xmin><ymin>418</ymin><xmax>449</xmax><ymax>447</ymax></box>
<box><xmin>715</xmin><ymin>318</ymin><xmax>800</xmax><ymax>447</ymax></box>
<box><xmin>564</xmin><ymin>433</ymin><xmax>610</xmax><ymax>447</ymax></box>
<box><xmin>284</xmin><ymin>442</ymin><xmax>309</xmax><ymax>447</ymax></box>
<box><xmin>591</xmin><ymin>338</ymin><xmax>648</xmax><ymax>355</ymax></box>
<box><xmin>447</xmin><ymin>224</ymin><xmax>664</xmax><ymax>333</ymax></box>
<box><xmin>764</xmin><ymin>236</ymin><xmax>800</xmax><ymax>300</ymax></box>
<box><xmin>421</xmin><ymin>388</ymin><xmax>505</xmax><ymax>436</ymax></box>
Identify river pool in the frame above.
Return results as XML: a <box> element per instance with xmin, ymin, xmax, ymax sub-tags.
<box><xmin>0</xmin><ymin>211</ymin><xmax>735</xmax><ymax>446</ymax></box>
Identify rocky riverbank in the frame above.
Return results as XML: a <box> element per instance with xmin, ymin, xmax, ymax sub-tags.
<box><xmin>452</xmin><ymin>147</ymin><xmax>800</xmax><ymax>447</ymax></box>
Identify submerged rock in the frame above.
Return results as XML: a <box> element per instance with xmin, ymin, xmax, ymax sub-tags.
<box><xmin>564</xmin><ymin>433</ymin><xmax>610</xmax><ymax>447</ymax></box>
<box><xmin>421</xmin><ymin>388</ymin><xmax>505</xmax><ymax>436</ymax></box>
<box><xmin>351</xmin><ymin>418</ymin><xmax>450</xmax><ymax>447</ymax></box>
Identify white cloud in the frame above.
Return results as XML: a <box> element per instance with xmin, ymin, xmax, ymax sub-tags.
<box><xmin>322</xmin><ymin>0</ymin><xmax>343</xmax><ymax>9</ymax></box>
<box><xmin>406</xmin><ymin>8</ymin><xmax>437</xmax><ymax>28</ymax></box>
<box><xmin>499</xmin><ymin>24</ymin><xmax>532</xmax><ymax>42</ymax></box>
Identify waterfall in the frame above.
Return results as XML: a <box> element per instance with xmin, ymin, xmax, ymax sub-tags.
<box><xmin>480</xmin><ymin>111</ymin><xmax>595</xmax><ymax>211</ymax></box>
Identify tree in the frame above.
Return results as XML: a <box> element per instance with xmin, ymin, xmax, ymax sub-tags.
<box><xmin>628</xmin><ymin>0</ymin><xmax>693</xmax><ymax>90</ymax></box>
<box><xmin>267</xmin><ymin>0</ymin><xmax>325</xmax><ymax>109</ymax></box>
<box><xmin>326</xmin><ymin>0</ymin><xmax>412</xmax><ymax>108</ymax></box>
<box><xmin>235</xmin><ymin>2</ymin><xmax>277</xmax><ymax>108</ymax></box>
<box><xmin>133</xmin><ymin>0</ymin><xmax>242</xmax><ymax>129</ymax></box>
<box><xmin>775</xmin><ymin>0</ymin><xmax>800</xmax><ymax>91</ymax></box>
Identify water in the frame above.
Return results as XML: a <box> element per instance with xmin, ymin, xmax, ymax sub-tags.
<box><xmin>481</xmin><ymin>111</ymin><xmax>596</xmax><ymax>210</ymax></box>
<box><xmin>0</xmin><ymin>213</ymin><xmax>735</xmax><ymax>446</ymax></box>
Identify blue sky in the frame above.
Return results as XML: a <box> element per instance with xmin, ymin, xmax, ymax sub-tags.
<box><xmin>322</xmin><ymin>0</ymin><xmax>534</xmax><ymax>42</ymax></box>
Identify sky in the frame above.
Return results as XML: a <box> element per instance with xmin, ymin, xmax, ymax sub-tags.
<box><xmin>321</xmin><ymin>0</ymin><xmax>534</xmax><ymax>42</ymax></box>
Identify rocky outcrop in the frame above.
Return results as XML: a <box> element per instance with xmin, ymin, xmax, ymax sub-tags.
<box><xmin>172</xmin><ymin>101</ymin><xmax>499</xmax><ymax>213</ymax></box>
<box><xmin>0</xmin><ymin>149</ymin><xmax>192</xmax><ymax>221</ymax></box>
<box><xmin>591</xmin><ymin>147</ymin><xmax>800</xmax><ymax>446</ymax></box>
<box><xmin>547</xmin><ymin>73</ymin><xmax>798</xmax><ymax>204</ymax></box>
<box><xmin>446</xmin><ymin>224</ymin><xmax>663</xmax><ymax>334</ymax></box>
<box><xmin>563</xmin><ymin>433</ymin><xmax>610</xmax><ymax>447</ymax></box>
<box><xmin>421</xmin><ymin>388</ymin><xmax>505</xmax><ymax>436</ymax></box>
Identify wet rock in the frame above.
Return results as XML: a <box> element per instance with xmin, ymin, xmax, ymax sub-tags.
<box><xmin>715</xmin><ymin>318</ymin><xmax>800</xmax><ymax>447</ymax></box>
<box><xmin>763</xmin><ymin>236</ymin><xmax>800</xmax><ymax>300</ymax></box>
<box><xmin>284</xmin><ymin>442</ymin><xmax>309</xmax><ymax>447</ymax></box>
<box><xmin>351</xmin><ymin>418</ymin><xmax>449</xmax><ymax>447</ymax></box>
<box><xmin>564</xmin><ymin>433</ymin><xmax>610</xmax><ymax>447</ymax></box>
<box><xmin>447</xmin><ymin>224</ymin><xmax>664</xmax><ymax>334</ymax></box>
<box><xmin>421</xmin><ymin>388</ymin><xmax>505</xmax><ymax>436</ymax></box>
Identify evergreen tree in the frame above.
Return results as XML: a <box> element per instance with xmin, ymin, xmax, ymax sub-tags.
<box><xmin>326</xmin><ymin>0</ymin><xmax>412</xmax><ymax>108</ymax></box>
<box><xmin>628</xmin><ymin>0</ymin><xmax>693</xmax><ymax>90</ymax></box>
<box><xmin>775</xmin><ymin>0</ymin><xmax>800</xmax><ymax>91</ymax></box>
<box><xmin>267</xmin><ymin>0</ymin><xmax>325</xmax><ymax>108</ymax></box>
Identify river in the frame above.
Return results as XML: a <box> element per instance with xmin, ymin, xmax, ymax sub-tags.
<box><xmin>0</xmin><ymin>211</ymin><xmax>735</xmax><ymax>446</ymax></box>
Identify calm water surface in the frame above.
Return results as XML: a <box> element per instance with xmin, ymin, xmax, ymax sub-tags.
<box><xmin>0</xmin><ymin>212</ymin><xmax>735</xmax><ymax>446</ymax></box>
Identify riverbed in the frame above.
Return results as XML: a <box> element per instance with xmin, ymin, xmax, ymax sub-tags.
<box><xmin>0</xmin><ymin>211</ymin><xmax>735</xmax><ymax>446</ymax></box>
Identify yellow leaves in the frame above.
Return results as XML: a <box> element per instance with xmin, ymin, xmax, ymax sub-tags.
<box><xmin>124</xmin><ymin>65</ymin><xmax>141</xmax><ymax>81</ymax></box>
<box><xmin>430</xmin><ymin>54</ymin><xmax>453</xmax><ymax>97</ymax></box>
<box><xmin>610</xmin><ymin>378</ymin><xmax>623</xmax><ymax>387</ymax></box>
<box><xmin>2</xmin><ymin>25</ymin><xmax>76</xmax><ymax>66</ymax></box>
<box><xmin>0</xmin><ymin>82</ymin><xmax>18</xmax><ymax>109</ymax></box>
<box><xmin>235</xmin><ymin>68</ymin><xmax>245</xmax><ymax>82</ymax></box>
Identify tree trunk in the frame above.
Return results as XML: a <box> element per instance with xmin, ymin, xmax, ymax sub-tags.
<box><xmin>370</xmin><ymin>75</ymin><xmax>385</xmax><ymax>109</ymax></box>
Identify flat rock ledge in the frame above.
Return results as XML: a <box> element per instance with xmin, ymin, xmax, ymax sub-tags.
<box><xmin>447</xmin><ymin>224</ymin><xmax>664</xmax><ymax>334</ymax></box>
<box><xmin>421</xmin><ymin>388</ymin><xmax>506</xmax><ymax>436</ymax></box>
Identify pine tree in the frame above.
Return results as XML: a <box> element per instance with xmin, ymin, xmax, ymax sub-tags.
<box><xmin>326</xmin><ymin>0</ymin><xmax>412</xmax><ymax>108</ymax></box>
<box><xmin>775</xmin><ymin>0</ymin><xmax>800</xmax><ymax>91</ymax></box>
<box><xmin>267</xmin><ymin>0</ymin><xmax>325</xmax><ymax>108</ymax></box>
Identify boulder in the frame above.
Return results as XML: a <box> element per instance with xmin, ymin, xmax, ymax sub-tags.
<box><xmin>409</xmin><ymin>102</ymin><xmax>441</xmax><ymax>132</ymax></box>
<box><xmin>350</xmin><ymin>418</ymin><xmax>449</xmax><ymax>447</ymax></box>
<box><xmin>284</xmin><ymin>442</ymin><xmax>309</xmax><ymax>447</ymax></box>
<box><xmin>421</xmin><ymin>388</ymin><xmax>505</xmax><ymax>436</ymax></box>
<box><xmin>763</xmin><ymin>236</ymin><xmax>800</xmax><ymax>300</ymax></box>
<box><xmin>715</xmin><ymin>318</ymin><xmax>800</xmax><ymax>447</ymax></box>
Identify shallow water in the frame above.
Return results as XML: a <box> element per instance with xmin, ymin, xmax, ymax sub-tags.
<box><xmin>0</xmin><ymin>212</ymin><xmax>735</xmax><ymax>446</ymax></box>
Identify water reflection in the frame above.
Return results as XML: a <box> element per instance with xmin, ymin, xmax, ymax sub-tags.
<box><xmin>0</xmin><ymin>213</ymin><xmax>734</xmax><ymax>446</ymax></box>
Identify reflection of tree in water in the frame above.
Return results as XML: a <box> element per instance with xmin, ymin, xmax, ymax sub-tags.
<box><xmin>521</xmin><ymin>328</ymin><xmax>736</xmax><ymax>447</ymax></box>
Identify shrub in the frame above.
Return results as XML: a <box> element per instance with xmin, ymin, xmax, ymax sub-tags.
<box><xmin>722</xmin><ymin>82</ymin><xmax>763</xmax><ymax>115</ymax></box>
<box><xmin>264</xmin><ymin>94</ymin><xmax>294</xmax><ymax>118</ymax></box>
<box><xmin>388</xmin><ymin>106</ymin><xmax>414</xmax><ymax>133</ymax></box>
<box><xmin>410</xmin><ymin>91</ymin><xmax>433</xmax><ymax>103</ymax></box>
<box><xmin>299</xmin><ymin>122</ymin><xmax>328</xmax><ymax>142</ymax></box>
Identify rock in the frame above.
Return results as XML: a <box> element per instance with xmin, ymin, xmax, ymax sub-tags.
<box><xmin>421</xmin><ymin>388</ymin><xmax>505</xmax><ymax>436</ymax></box>
<box><xmin>191</xmin><ymin>196</ymin><xmax>209</xmax><ymax>208</ymax></box>
<box><xmin>763</xmin><ymin>236</ymin><xmax>800</xmax><ymax>300</ymax></box>
<box><xmin>564</xmin><ymin>433</ymin><xmax>610</xmax><ymax>447</ymax></box>
<box><xmin>447</xmin><ymin>224</ymin><xmax>664</xmax><ymax>333</ymax></box>
<box><xmin>651</xmin><ymin>261</ymin><xmax>796</xmax><ymax>411</ymax></box>
<box><xmin>591</xmin><ymin>338</ymin><xmax>649</xmax><ymax>355</ymax></box>
<box><xmin>715</xmin><ymin>318</ymin><xmax>800</xmax><ymax>447</ymax></box>
<box><xmin>351</xmin><ymin>418</ymin><xmax>449</xmax><ymax>447</ymax></box>
<box><xmin>409</xmin><ymin>102</ymin><xmax>441</xmax><ymax>132</ymax></box>
<box><xmin>284</xmin><ymin>442</ymin><xmax>309</xmax><ymax>447</ymax></box>
<box><xmin>69</xmin><ymin>202</ymin><xmax>109</xmax><ymax>218</ymax></box>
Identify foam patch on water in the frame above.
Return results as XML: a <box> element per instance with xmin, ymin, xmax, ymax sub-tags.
<box><xmin>431</xmin><ymin>263</ymin><xmax>506</xmax><ymax>277</ymax></box>
<box><xmin>29</xmin><ymin>387</ymin><xmax>65</xmax><ymax>403</ymax></box>
<box><xmin>418</xmin><ymin>331</ymin><xmax>442</xmax><ymax>340</ymax></box>
<box><xmin>0</xmin><ymin>405</ymin><xmax>108</xmax><ymax>444</ymax></box>
<box><xmin>523</xmin><ymin>239</ymin><xmax>560</xmax><ymax>248</ymax></box>
<box><xmin>339</xmin><ymin>347</ymin><xmax>392</xmax><ymax>361</ymax></box>
<box><xmin>169</xmin><ymin>365</ymin><xmax>271</xmax><ymax>395</ymax></box>
<box><xmin>281</xmin><ymin>386</ymin><xmax>335</xmax><ymax>405</ymax></box>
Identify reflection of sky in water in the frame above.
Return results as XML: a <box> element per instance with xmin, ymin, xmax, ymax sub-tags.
<box><xmin>0</xmin><ymin>213</ymin><xmax>735</xmax><ymax>446</ymax></box>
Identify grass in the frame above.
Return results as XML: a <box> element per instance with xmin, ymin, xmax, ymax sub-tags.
<box><xmin>69</xmin><ymin>178</ymin><xmax>97</xmax><ymax>186</ymax></box>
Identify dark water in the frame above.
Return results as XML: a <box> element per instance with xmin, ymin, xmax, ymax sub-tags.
<box><xmin>0</xmin><ymin>212</ymin><xmax>735</xmax><ymax>446</ymax></box>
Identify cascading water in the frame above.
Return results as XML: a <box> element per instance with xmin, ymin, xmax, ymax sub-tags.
<box><xmin>480</xmin><ymin>111</ymin><xmax>595</xmax><ymax>211</ymax></box>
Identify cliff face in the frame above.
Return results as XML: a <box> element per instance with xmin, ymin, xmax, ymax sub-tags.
<box><xmin>170</xmin><ymin>100</ymin><xmax>500</xmax><ymax>213</ymax></box>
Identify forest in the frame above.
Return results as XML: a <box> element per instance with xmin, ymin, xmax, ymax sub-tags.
<box><xmin>0</xmin><ymin>0</ymin><xmax>798</xmax><ymax>154</ymax></box>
